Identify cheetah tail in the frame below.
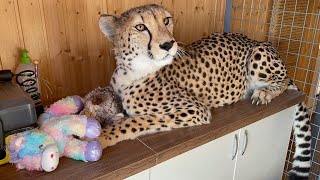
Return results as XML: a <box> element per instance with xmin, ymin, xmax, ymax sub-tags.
<box><xmin>288</xmin><ymin>103</ymin><xmax>311</xmax><ymax>179</ymax></box>
<box><xmin>286</xmin><ymin>79</ymin><xmax>311</xmax><ymax>179</ymax></box>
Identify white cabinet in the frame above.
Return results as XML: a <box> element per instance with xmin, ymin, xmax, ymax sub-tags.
<box><xmin>125</xmin><ymin>169</ymin><xmax>150</xmax><ymax>180</ymax></box>
<box><xmin>150</xmin><ymin>130</ymin><xmax>240</xmax><ymax>180</ymax></box>
<box><xmin>127</xmin><ymin>106</ymin><xmax>296</xmax><ymax>180</ymax></box>
<box><xmin>234</xmin><ymin>107</ymin><xmax>295</xmax><ymax>180</ymax></box>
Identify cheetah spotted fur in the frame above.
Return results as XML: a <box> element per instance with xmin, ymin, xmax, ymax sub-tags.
<box><xmin>98</xmin><ymin>4</ymin><xmax>311</xmax><ymax>179</ymax></box>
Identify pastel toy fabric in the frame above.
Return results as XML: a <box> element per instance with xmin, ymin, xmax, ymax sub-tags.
<box><xmin>8</xmin><ymin>96</ymin><xmax>103</xmax><ymax>172</ymax></box>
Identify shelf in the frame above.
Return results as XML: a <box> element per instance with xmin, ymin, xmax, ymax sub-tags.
<box><xmin>0</xmin><ymin>90</ymin><xmax>305</xmax><ymax>180</ymax></box>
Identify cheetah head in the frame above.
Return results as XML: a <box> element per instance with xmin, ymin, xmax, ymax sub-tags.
<box><xmin>99</xmin><ymin>4</ymin><xmax>177</xmax><ymax>70</ymax></box>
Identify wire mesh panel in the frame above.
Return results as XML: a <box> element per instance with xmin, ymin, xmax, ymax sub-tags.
<box><xmin>230</xmin><ymin>0</ymin><xmax>320</xmax><ymax>179</ymax></box>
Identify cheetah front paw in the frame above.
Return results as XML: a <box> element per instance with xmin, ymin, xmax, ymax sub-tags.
<box><xmin>251</xmin><ymin>89</ymin><xmax>273</xmax><ymax>105</ymax></box>
<box><xmin>97</xmin><ymin>126</ymin><xmax>115</xmax><ymax>148</ymax></box>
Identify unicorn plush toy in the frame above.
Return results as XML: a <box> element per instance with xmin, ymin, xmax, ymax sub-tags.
<box><xmin>8</xmin><ymin>96</ymin><xmax>103</xmax><ymax>172</ymax></box>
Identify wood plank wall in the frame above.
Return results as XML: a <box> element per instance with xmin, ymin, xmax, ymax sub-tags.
<box><xmin>0</xmin><ymin>0</ymin><xmax>225</xmax><ymax>104</ymax></box>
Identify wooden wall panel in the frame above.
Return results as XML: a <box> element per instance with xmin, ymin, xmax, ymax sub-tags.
<box><xmin>42</xmin><ymin>0</ymin><xmax>70</xmax><ymax>100</ymax></box>
<box><xmin>172</xmin><ymin>0</ymin><xmax>225</xmax><ymax>43</ymax></box>
<box><xmin>0</xmin><ymin>0</ymin><xmax>226</xmax><ymax>104</ymax></box>
<box><xmin>84</xmin><ymin>0</ymin><xmax>110</xmax><ymax>89</ymax></box>
<box><xmin>63</xmin><ymin>0</ymin><xmax>90</xmax><ymax>97</ymax></box>
<box><xmin>17</xmin><ymin>0</ymin><xmax>51</xmax><ymax>103</ymax></box>
<box><xmin>0</xmin><ymin>0</ymin><xmax>24</xmax><ymax>70</ymax></box>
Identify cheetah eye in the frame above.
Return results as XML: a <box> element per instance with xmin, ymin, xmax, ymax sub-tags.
<box><xmin>135</xmin><ymin>24</ymin><xmax>146</xmax><ymax>31</ymax></box>
<box><xmin>163</xmin><ymin>17</ymin><xmax>172</xmax><ymax>26</ymax></box>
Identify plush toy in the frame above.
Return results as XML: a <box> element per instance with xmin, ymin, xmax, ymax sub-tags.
<box><xmin>8</xmin><ymin>96</ymin><xmax>103</xmax><ymax>172</ymax></box>
<box><xmin>80</xmin><ymin>86</ymin><xmax>125</xmax><ymax>127</ymax></box>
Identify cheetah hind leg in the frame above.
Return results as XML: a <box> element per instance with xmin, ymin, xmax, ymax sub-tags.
<box><xmin>251</xmin><ymin>78</ymin><xmax>289</xmax><ymax>105</ymax></box>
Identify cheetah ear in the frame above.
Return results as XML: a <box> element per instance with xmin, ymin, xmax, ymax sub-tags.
<box><xmin>99</xmin><ymin>14</ymin><xmax>117</xmax><ymax>42</ymax></box>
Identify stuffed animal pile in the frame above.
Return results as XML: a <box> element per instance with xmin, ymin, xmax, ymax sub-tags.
<box><xmin>8</xmin><ymin>86</ymin><xmax>123</xmax><ymax>172</ymax></box>
<box><xmin>8</xmin><ymin>96</ymin><xmax>103</xmax><ymax>172</ymax></box>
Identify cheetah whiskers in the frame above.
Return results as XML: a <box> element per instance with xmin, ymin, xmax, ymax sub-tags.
<box><xmin>177</xmin><ymin>47</ymin><xmax>191</xmax><ymax>59</ymax></box>
<box><xmin>176</xmin><ymin>49</ymin><xmax>183</xmax><ymax>59</ymax></box>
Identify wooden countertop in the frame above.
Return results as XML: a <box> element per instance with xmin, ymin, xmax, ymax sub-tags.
<box><xmin>0</xmin><ymin>90</ymin><xmax>305</xmax><ymax>180</ymax></box>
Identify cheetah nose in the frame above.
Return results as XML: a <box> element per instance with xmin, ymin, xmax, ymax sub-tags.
<box><xmin>159</xmin><ymin>40</ymin><xmax>175</xmax><ymax>51</ymax></box>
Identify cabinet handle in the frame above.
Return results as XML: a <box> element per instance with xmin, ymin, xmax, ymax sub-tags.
<box><xmin>241</xmin><ymin>130</ymin><xmax>248</xmax><ymax>155</ymax></box>
<box><xmin>232</xmin><ymin>134</ymin><xmax>238</xmax><ymax>160</ymax></box>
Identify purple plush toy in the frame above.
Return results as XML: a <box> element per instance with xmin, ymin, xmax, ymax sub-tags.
<box><xmin>8</xmin><ymin>96</ymin><xmax>103</xmax><ymax>172</ymax></box>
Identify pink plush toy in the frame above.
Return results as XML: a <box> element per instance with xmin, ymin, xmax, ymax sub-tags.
<box><xmin>8</xmin><ymin>96</ymin><xmax>103</xmax><ymax>172</ymax></box>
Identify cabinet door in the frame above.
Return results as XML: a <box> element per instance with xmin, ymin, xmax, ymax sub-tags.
<box><xmin>125</xmin><ymin>169</ymin><xmax>150</xmax><ymax>180</ymax></box>
<box><xmin>150</xmin><ymin>130</ymin><xmax>240</xmax><ymax>180</ymax></box>
<box><xmin>234</xmin><ymin>106</ymin><xmax>295</xmax><ymax>180</ymax></box>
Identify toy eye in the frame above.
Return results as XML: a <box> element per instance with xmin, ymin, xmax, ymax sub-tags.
<box><xmin>163</xmin><ymin>17</ymin><xmax>171</xmax><ymax>26</ymax></box>
<box><xmin>39</xmin><ymin>144</ymin><xmax>44</xmax><ymax>149</ymax></box>
<box><xmin>135</xmin><ymin>24</ymin><xmax>146</xmax><ymax>31</ymax></box>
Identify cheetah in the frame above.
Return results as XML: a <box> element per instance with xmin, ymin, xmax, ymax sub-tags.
<box><xmin>98</xmin><ymin>4</ymin><xmax>311</xmax><ymax>179</ymax></box>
